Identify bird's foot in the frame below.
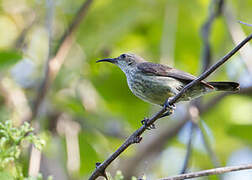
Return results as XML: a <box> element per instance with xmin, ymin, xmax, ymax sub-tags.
<box><xmin>141</xmin><ymin>117</ymin><xmax>156</xmax><ymax>130</ymax></box>
<box><xmin>162</xmin><ymin>98</ymin><xmax>176</xmax><ymax>117</ymax></box>
<box><xmin>163</xmin><ymin>98</ymin><xmax>176</xmax><ymax>110</ymax></box>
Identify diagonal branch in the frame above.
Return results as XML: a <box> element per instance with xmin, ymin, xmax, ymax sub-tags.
<box><xmin>159</xmin><ymin>164</ymin><xmax>252</xmax><ymax>180</ymax></box>
<box><xmin>28</xmin><ymin>0</ymin><xmax>93</xmax><ymax>122</ymax></box>
<box><xmin>122</xmin><ymin>117</ymin><xmax>188</xmax><ymax>179</ymax></box>
<box><xmin>89</xmin><ymin>33</ymin><xmax>252</xmax><ymax>180</ymax></box>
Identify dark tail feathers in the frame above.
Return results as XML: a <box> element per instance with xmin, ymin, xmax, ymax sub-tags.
<box><xmin>208</xmin><ymin>82</ymin><xmax>240</xmax><ymax>91</ymax></box>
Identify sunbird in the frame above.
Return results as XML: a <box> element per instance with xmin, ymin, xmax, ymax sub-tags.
<box><xmin>97</xmin><ymin>53</ymin><xmax>239</xmax><ymax>106</ymax></box>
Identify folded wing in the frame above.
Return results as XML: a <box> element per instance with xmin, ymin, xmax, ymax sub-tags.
<box><xmin>137</xmin><ymin>62</ymin><xmax>214</xmax><ymax>89</ymax></box>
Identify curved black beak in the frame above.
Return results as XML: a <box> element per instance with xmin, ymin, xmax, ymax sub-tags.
<box><xmin>96</xmin><ymin>58</ymin><xmax>117</xmax><ymax>63</ymax></box>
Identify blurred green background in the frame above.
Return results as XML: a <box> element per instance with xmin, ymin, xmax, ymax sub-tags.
<box><xmin>0</xmin><ymin>0</ymin><xmax>252</xmax><ymax>179</ymax></box>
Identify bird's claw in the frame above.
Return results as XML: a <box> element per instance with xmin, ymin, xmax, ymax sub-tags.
<box><xmin>141</xmin><ymin>118</ymin><xmax>156</xmax><ymax>130</ymax></box>
<box><xmin>164</xmin><ymin>98</ymin><xmax>176</xmax><ymax>110</ymax></box>
<box><xmin>160</xmin><ymin>99</ymin><xmax>176</xmax><ymax>118</ymax></box>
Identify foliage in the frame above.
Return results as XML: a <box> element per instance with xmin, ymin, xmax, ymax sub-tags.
<box><xmin>0</xmin><ymin>120</ymin><xmax>46</xmax><ymax>179</ymax></box>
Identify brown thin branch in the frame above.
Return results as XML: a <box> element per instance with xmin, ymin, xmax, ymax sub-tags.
<box><xmin>89</xmin><ymin>33</ymin><xmax>252</xmax><ymax>180</ymax></box>
<box><xmin>28</xmin><ymin>0</ymin><xmax>93</xmax><ymax>122</ymax></box>
<box><xmin>122</xmin><ymin>117</ymin><xmax>188</xmax><ymax>179</ymax></box>
<box><xmin>159</xmin><ymin>164</ymin><xmax>252</xmax><ymax>180</ymax></box>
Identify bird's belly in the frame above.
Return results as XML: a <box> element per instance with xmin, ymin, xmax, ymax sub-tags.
<box><xmin>127</xmin><ymin>75</ymin><xmax>183</xmax><ymax>105</ymax></box>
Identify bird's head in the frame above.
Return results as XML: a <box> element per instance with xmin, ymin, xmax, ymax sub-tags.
<box><xmin>96</xmin><ymin>53</ymin><xmax>145</xmax><ymax>73</ymax></box>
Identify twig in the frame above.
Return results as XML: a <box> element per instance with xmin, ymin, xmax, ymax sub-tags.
<box><xmin>159</xmin><ymin>164</ymin><xmax>252</xmax><ymax>180</ymax></box>
<box><xmin>122</xmin><ymin>117</ymin><xmax>188</xmax><ymax>179</ymax></box>
<box><xmin>28</xmin><ymin>0</ymin><xmax>93</xmax><ymax>122</ymax></box>
<box><xmin>89</xmin><ymin>33</ymin><xmax>252</xmax><ymax>180</ymax></box>
<box><xmin>238</xmin><ymin>21</ymin><xmax>252</xmax><ymax>27</ymax></box>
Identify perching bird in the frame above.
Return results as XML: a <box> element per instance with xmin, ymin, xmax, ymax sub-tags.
<box><xmin>97</xmin><ymin>53</ymin><xmax>239</xmax><ymax>106</ymax></box>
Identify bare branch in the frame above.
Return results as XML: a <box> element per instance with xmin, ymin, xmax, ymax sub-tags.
<box><xmin>122</xmin><ymin>117</ymin><xmax>188</xmax><ymax>179</ymax></box>
<box><xmin>89</xmin><ymin>33</ymin><xmax>252</xmax><ymax>180</ymax></box>
<box><xmin>159</xmin><ymin>164</ymin><xmax>252</xmax><ymax>180</ymax></box>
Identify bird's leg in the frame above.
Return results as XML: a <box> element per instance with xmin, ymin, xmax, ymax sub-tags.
<box><xmin>161</xmin><ymin>98</ymin><xmax>176</xmax><ymax>118</ymax></box>
<box><xmin>141</xmin><ymin>117</ymin><xmax>156</xmax><ymax>130</ymax></box>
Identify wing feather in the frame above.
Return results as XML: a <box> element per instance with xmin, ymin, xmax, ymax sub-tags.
<box><xmin>137</xmin><ymin>62</ymin><xmax>214</xmax><ymax>89</ymax></box>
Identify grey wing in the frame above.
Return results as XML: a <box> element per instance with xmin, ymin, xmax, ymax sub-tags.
<box><xmin>137</xmin><ymin>62</ymin><xmax>214</xmax><ymax>89</ymax></box>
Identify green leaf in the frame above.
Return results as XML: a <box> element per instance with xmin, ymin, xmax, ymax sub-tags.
<box><xmin>0</xmin><ymin>51</ymin><xmax>22</xmax><ymax>70</ymax></box>
<box><xmin>226</xmin><ymin>124</ymin><xmax>252</xmax><ymax>144</ymax></box>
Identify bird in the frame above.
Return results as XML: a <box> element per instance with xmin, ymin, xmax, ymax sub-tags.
<box><xmin>96</xmin><ymin>53</ymin><xmax>239</xmax><ymax>107</ymax></box>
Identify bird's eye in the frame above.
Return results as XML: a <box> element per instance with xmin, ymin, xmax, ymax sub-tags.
<box><xmin>128</xmin><ymin>59</ymin><xmax>133</xmax><ymax>65</ymax></box>
<box><xmin>120</xmin><ymin>54</ymin><xmax>126</xmax><ymax>58</ymax></box>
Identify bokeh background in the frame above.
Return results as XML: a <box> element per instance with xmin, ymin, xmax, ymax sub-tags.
<box><xmin>0</xmin><ymin>0</ymin><xmax>252</xmax><ymax>179</ymax></box>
